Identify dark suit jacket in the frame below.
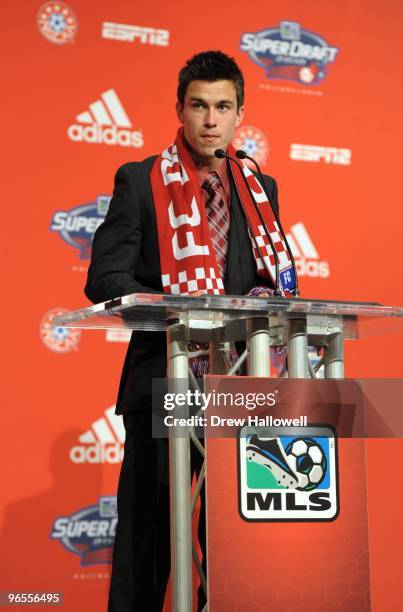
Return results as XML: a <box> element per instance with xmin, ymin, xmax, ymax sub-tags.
<box><xmin>85</xmin><ymin>156</ymin><xmax>279</xmax><ymax>413</ymax></box>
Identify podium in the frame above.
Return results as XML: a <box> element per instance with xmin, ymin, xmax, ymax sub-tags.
<box><xmin>54</xmin><ymin>294</ymin><xmax>403</xmax><ymax>611</ymax></box>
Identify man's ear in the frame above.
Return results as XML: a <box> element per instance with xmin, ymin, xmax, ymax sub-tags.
<box><xmin>235</xmin><ymin>105</ymin><xmax>245</xmax><ymax>128</ymax></box>
<box><xmin>176</xmin><ymin>101</ymin><xmax>184</xmax><ymax>123</ymax></box>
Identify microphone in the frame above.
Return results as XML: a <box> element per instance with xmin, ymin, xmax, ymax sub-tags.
<box><xmin>215</xmin><ymin>148</ymin><xmax>282</xmax><ymax>296</ymax></box>
<box><xmin>235</xmin><ymin>149</ymin><xmax>300</xmax><ymax>296</ymax></box>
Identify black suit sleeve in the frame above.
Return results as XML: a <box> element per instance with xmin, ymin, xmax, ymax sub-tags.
<box><xmin>85</xmin><ymin>164</ymin><xmax>159</xmax><ymax>304</ymax></box>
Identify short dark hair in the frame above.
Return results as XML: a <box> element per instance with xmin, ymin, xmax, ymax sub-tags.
<box><xmin>177</xmin><ymin>50</ymin><xmax>245</xmax><ymax>109</ymax></box>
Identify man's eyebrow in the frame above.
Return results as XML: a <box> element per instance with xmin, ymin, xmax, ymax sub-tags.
<box><xmin>188</xmin><ymin>97</ymin><xmax>234</xmax><ymax>105</ymax></box>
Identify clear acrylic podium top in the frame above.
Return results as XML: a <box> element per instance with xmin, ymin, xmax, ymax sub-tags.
<box><xmin>53</xmin><ymin>293</ymin><xmax>403</xmax><ymax>341</ymax></box>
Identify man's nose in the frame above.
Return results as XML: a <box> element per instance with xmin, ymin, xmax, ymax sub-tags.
<box><xmin>204</xmin><ymin>108</ymin><xmax>217</xmax><ymax>127</ymax></box>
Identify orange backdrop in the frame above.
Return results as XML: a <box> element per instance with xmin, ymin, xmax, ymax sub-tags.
<box><xmin>2</xmin><ymin>0</ymin><xmax>403</xmax><ymax>610</ymax></box>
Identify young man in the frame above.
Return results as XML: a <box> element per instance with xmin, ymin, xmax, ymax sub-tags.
<box><xmin>85</xmin><ymin>50</ymin><xmax>285</xmax><ymax>611</ymax></box>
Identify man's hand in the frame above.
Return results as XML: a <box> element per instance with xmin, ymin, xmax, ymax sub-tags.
<box><xmin>188</xmin><ymin>289</ymin><xmax>273</xmax><ymax>297</ymax></box>
<box><xmin>187</xmin><ymin>288</ymin><xmax>274</xmax><ymax>297</ymax></box>
<box><xmin>188</xmin><ymin>290</ymin><xmax>207</xmax><ymax>297</ymax></box>
<box><xmin>247</xmin><ymin>286</ymin><xmax>275</xmax><ymax>298</ymax></box>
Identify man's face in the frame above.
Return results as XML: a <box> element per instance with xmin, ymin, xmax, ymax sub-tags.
<box><xmin>176</xmin><ymin>79</ymin><xmax>244</xmax><ymax>166</ymax></box>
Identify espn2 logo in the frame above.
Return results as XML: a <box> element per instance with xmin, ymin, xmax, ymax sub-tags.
<box><xmin>290</xmin><ymin>144</ymin><xmax>351</xmax><ymax>165</ymax></box>
<box><xmin>238</xmin><ymin>426</ymin><xmax>339</xmax><ymax>521</ymax></box>
<box><xmin>102</xmin><ymin>22</ymin><xmax>169</xmax><ymax>46</ymax></box>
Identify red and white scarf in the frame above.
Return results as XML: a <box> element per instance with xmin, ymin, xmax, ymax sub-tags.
<box><xmin>150</xmin><ymin>128</ymin><xmax>295</xmax><ymax>296</ymax></box>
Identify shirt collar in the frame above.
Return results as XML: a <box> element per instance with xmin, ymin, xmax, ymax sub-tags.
<box><xmin>196</xmin><ymin>159</ymin><xmax>230</xmax><ymax>194</ymax></box>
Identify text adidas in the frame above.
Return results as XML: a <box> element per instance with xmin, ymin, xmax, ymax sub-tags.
<box><xmin>296</xmin><ymin>258</ymin><xmax>329</xmax><ymax>278</ymax></box>
<box><xmin>70</xmin><ymin>442</ymin><xmax>124</xmax><ymax>463</ymax></box>
<box><xmin>68</xmin><ymin>124</ymin><xmax>143</xmax><ymax>147</ymax></box>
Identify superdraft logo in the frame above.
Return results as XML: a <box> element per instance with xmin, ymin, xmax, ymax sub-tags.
<box><xmin>51</xmin><ymin>497</ymin><xmax>117</xmax><ymax>565</ymax></box>
<box><xmin>50</xmin><ymin>195</ymin><xmax>111</xmax><ymax>259</ymax></box>
<box><xmin>70</xmin><ymin>406</ymin><xmax>125</xmax><ymax>464</ymax></box>
<box><xmin>240</xmin><ymin>20</ymin><xmax>339</xmax><ymax>85</ymax></box>
<box><xmin>238</xmin><ymin>427</ymin><xmax>339</xmax><ymax>521</ymax></box>
<box><xmin>68</xmin><ymin>89</ymin><xmax>143</xmax><ymax>148</ymax></box>
<box><xmin>37</xmin><ymin>2</ymin><xmax>78</xmax><ymax>44</ymax></box>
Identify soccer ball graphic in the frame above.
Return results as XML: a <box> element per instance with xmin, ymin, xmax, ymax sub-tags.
<box><xmin>285</xmin><ymin>438</ymin><xmax>326</xmax><ymax>492</ymax></box>
<box><xmin>299</xmin><ymin>66</ymin><xmax>315</xmax><ymax>83</ymax></box>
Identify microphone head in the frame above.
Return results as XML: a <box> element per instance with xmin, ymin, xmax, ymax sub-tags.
<box><xmin>214</xmin><ymin>149</ymin><xmax>226</xmax><ymax>159</ymax></box>
<box><xmin>235</xmin><ymin>149</ymin><xmax>247</xmax><ymax>159</ymax></box>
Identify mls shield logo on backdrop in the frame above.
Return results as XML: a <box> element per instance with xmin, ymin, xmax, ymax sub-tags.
<box><xmin>238</xmin><ymin>426</ymin><xmax>339</xmax><ymax>521</ymax></box>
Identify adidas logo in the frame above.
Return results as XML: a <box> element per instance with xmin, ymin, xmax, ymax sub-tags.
<box><xmin>70</xmin><ymin>406</ymin><xmax>125</xmax><ymax>464</ymax></box>
<box><xmin>286</xmin><ymin>222</ymin><xmax>330</xmax><ymax>278</ymax></box>
<box><xmin>67</xmin><ymin>89</ymin><xmax>144</xmax><ymax>148</ymax></box>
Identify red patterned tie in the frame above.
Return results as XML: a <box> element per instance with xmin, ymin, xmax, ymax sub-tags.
<box><xmin>202</xmin><ymin>172</ymin><xmax>230</xmax><ymax>276</ymax></box>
